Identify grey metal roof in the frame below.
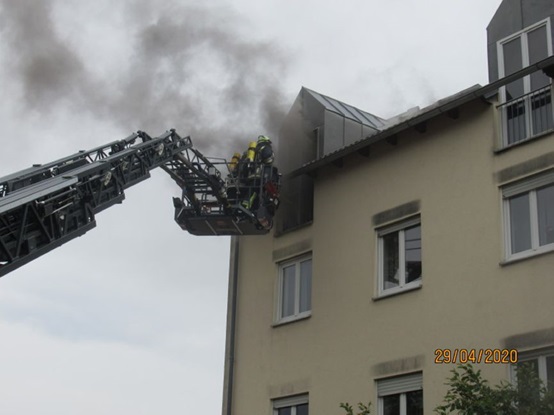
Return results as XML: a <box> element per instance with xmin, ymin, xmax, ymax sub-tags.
<box><xmin>291</xmin><ymin>55</ymin><xmax>554</xmax><ymax>177</ymax></box>
<box><xmin>303</xmin><ymin>87</ymin><xmax>386</xmax><ymax>131</ymax></box>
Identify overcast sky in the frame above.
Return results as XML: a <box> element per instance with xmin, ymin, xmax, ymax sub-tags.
<box><xmin>0</xmin><ymin>0</ymin><xmax>502</xmax><ymax>413</ymax></box>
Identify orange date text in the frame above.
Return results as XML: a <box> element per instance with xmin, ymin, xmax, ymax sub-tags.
<box><xmin>434</xmin><ymin>348</ymin><xmax>518</xmax><ymax>364</ymax></box>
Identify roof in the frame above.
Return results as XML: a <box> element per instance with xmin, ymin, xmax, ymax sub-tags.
<box><xmin>303</xmin><ymin>87</ymin><xmax>386</xmax><ymax>131</ymax></box>
<box><xmin>290</xmin><ymin>55</ymin><xmax>554</xmax><ymax>177</ymax></box>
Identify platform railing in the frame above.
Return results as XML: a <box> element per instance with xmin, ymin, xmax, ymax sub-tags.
<box><xmin>497</xmin><ymin>84</ymin><xmax>554</xmax><ymax>147</ymax></box>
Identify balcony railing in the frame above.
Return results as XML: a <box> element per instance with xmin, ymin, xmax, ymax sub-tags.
<box><xmin>497</xmin><ymin>84</ymin><xmax>554</xmax><ymax>147</ymax></box>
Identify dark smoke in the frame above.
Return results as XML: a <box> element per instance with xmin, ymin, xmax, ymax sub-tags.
<box><xmin>0</xmin><ymin>0</ymin><xmax>92</xmax><ymax>108</ymax></box>
<box><xmin>0</xmin><ymin>0</ymin><xmax>288</xmax><ymax>158</ymax></box>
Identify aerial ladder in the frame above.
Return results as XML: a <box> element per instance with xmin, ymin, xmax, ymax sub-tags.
<box><xmin>0</xmin><ymin>130</ymin><xmax>280</xmax><ymax>278</ymax></box>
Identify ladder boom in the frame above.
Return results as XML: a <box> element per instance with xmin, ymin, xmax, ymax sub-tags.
<box><xmin>0</xmin><ymin>130</ymin><xmax>281</xmax><ymax>278</ymax></box>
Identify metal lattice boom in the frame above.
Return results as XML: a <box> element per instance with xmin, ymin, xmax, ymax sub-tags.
<box><xmin>0</xmin><ymin>130</ymin><xmax>280</xmax><ymax>278</ymax></box>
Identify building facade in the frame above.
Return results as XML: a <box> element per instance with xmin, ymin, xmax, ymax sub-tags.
<box><xmin>222</xmin><ymin>1</ymin><xmax>554</xmax><ymax>414</ymax></box>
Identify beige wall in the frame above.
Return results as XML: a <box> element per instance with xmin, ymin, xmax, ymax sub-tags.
<box><xmin>228</xmin><ymin>100</ymin><xmax>554</xmax><ymax>414</ymax></box>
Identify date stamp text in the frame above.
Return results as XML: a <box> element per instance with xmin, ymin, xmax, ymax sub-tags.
<box><xmin>434</xmin><ymin>348</ymin><xmax>518</xmax><ymax>364</ymax></box>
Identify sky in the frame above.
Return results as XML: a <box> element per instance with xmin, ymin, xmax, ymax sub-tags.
<box><xmin>0</xmin><ymin>0</ymin><xmax>502</xmax><ymax>413</ymax></box>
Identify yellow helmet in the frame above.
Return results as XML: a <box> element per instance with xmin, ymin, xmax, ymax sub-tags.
<box><xmin>257</xmin><ymin>135</ymin><xmax>271</xmax><ymax>143</ymax></box>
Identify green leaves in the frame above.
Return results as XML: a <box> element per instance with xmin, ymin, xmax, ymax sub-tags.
<box><xmin>341</xmin><ymin>362</ymin><xmax>554</xmax><ymax>415</ymax></box>
<box><xmin>435</xmin><ymin>363</ymin><xmax>554</xmax><ymax>415</ymax></box>
<box><xmin>340</xmin><ymin>401</ymin><xmax>371</xmax><ymax>415</ymax></box>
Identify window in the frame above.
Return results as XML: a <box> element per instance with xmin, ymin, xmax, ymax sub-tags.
<box><xmin>497</xmin><ymin>18</ymin><xmax>553</xmax><ymax>146</ymax></box>
<box><xmin>503</xmin><ymin>171</ymin><xmax>554</xmax><ymax>260</ymax></box>
<box><xmin>273</xmin><ymin>395</ymin><xmax>309</xmax><ymax>415</ymax></box>
<box><xmin>313</xmin><ymin>127</ymin><xmax>324</xmax><ymax>159</ymax></box>
<box><xmin>276</xmin><ymin>254</ymin><xmax>312</xmax><ymax>323</ymax></box>
<box><xmin>377</xmin><ymin>373</ymin><xmax>423</xmax><ymax>415</ymax></box>
<box><xmin>512</xmin><ymin>350</ymin><xmax>554</xmax><ymax>390</ymax></box>
<box><xmin>377</xmin><ymin>217</ymin><xmax>422</xmax><ymax>296</ymax></box>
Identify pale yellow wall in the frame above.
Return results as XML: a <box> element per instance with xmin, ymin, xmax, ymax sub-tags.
<box><xmin>229</xmin><ymin>100</ymin><xmax>554</xmax><ymax>414</ymax></box>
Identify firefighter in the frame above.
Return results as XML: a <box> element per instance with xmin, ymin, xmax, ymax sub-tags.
<box><xmin>228</xmin><ymin>152</ymin><xmax>241</xmax><ymax>176</ymax></box>
<box><xmin>226</xmin><ymin>152</ymin><xmax>242</xmax><ymax>204</ymax></box>
<box><xmin>255</xmin><ymin>135</ymin><xmax>274</xmax><ymax>165</ymax></box>
<box><xmin>253</xmin><ymin>135</ymin><xmax>278</xmax><ymax>229</ymax></box>
<box><xmin>237</xmin><ymin>136</ymin><xmax>278</xmax><ymax>227</ymax></box>
<box><xmin>248</xmin><ymin>135</ymin><xmax>274</xmax><ymax>180</ymax></box>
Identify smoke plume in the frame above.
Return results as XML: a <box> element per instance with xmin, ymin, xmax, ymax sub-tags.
<box><xmin>0</xmin><ymin>0</ymin><xmax>288</xmax><ymax>157</ymax></box>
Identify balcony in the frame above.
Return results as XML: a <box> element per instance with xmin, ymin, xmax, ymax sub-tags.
<box><xmin>498</xmin><ymin>84</ymin><xmax>554</xmax><ymax>147</ymax></box>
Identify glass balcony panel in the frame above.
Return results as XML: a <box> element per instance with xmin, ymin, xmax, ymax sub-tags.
<box><xmin>499</xmin><ymin>84</ymin><xmax>553</xmax><ymax>146</ymax></box>
<box><xmin>505</xmin><ymin>99</ymin><xmax>527</xmax><ymax>144</ymax></box>
<box><xmin>531</xmin><ymin>88</ymin><xmax>553</xmax><ymax>135</ymax></box>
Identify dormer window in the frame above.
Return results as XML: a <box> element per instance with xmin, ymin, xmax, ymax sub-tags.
<box><xmin>497</xmin><ymin>18</ymin><xmax>553</xmax><ymax>147</ymax></box>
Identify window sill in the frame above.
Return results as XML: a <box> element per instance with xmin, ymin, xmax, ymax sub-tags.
<box><xmin>272</xmin><ymin>312</ymin><xmax>311</xmax><ymax>327</ymax></box>
<box><xmin>372</xmin><ymin>284</ymin><xmax>422</xmax><ymax>301</ymax></box>
<box><xmin>500</xmin><ymin>245</ymin><xmax>554</xmax><ymax>266</ymax></box>
<box><xmin>494</xmin><ymin>129</ymin><xmax>554</xmax><ymax>154</ymax></box>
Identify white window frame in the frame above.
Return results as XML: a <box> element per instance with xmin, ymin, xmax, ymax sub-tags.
<box><xmin>497</xmin><ymin>18</ymin><xmax>553</xmax><ymax>147</ymax></box>
<box><xmin>497</xmin><ymin>18</ymin><xmax>553</xmax><ymax>91</ymax></box>
<box><xmin>275</xmin><ymin>253</ymin><xmax>312</xmax><ymax>324</ymax></box>
<box><xmin>376</xmin><ymin>372</ymin><xmax>423</xmax><ymax>415</ymax></box>
<box><xmin>273</xmin><ymin>394</ymin><xmax>309</xmax><ymax>415</ymax></box>
<box><xmin>511</xmin><ymin>348</ymin><xmax>554</xmax><ymax>388</ymax></box>
<box><xmin>502</xmin><ymin>170</ymin><xmax>554</xmax><ymax>261</ymax></box>
<box><xmin>376</xmin><ymin>216</ymin><xmax>422</xmax><ymax>297</ymax></box>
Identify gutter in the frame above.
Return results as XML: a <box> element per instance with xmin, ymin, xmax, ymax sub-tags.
<box><xmin>222</xmin><ymin>236</ymin><xmax>240</xmax><ymax>415</ymax></box>
<box><xmin>290</xmin><ymin>55</ymin><xmax>554</xmax><ymax>178</ymax></box>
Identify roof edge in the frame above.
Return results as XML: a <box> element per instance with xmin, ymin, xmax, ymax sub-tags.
<box><xmin>290</xmin><ymin>55</ymin><xmax>554</xmax><ymax>178</ymax></box>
